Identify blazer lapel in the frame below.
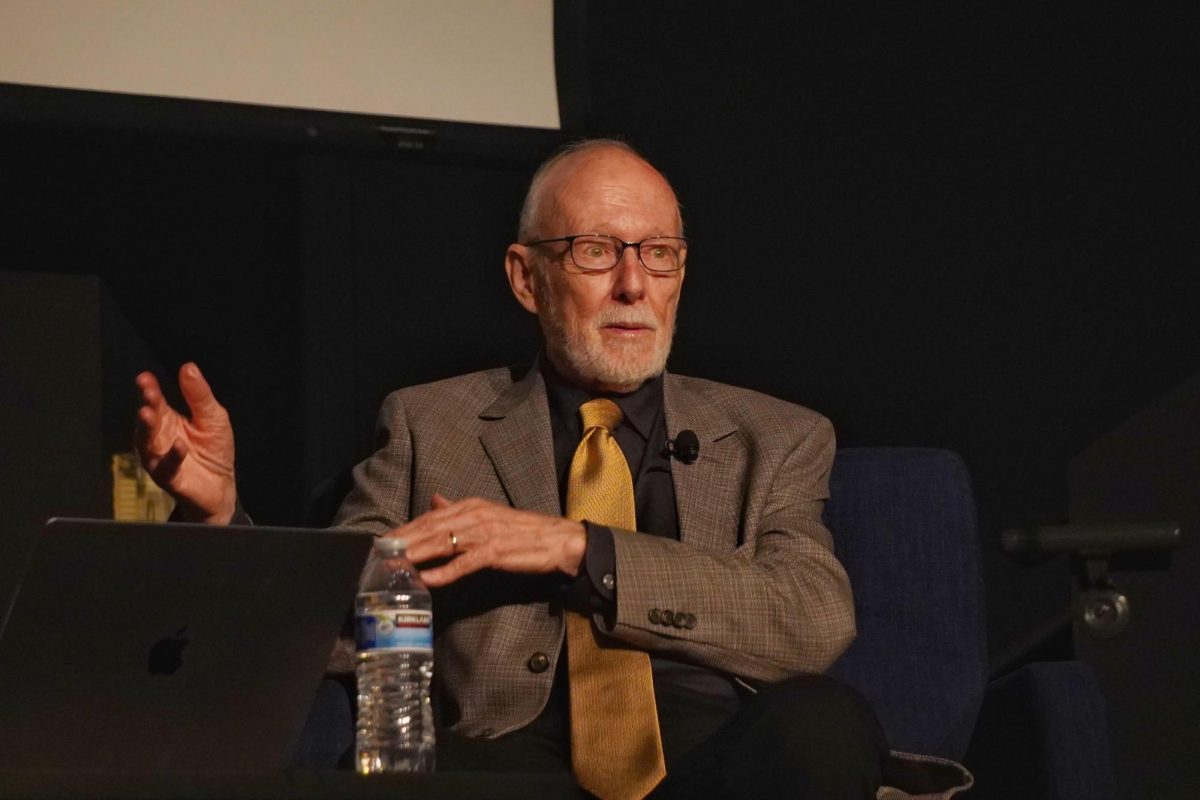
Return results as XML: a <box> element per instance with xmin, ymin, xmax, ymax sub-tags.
<box><xmin>478</xmin><ymin>365</ymin><xmax>561</xmax><ymax>517</ymax></box>
<box><xmin>663</xmin><ymin>373</ymin><xmax>743</xmax><ymax>550</ymax></box>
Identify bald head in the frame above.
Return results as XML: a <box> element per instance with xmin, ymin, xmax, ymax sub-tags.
<box><xmin>518</xmin><ymin>139</ymin><xmax>683</xmax><ymax>243</ymax></box>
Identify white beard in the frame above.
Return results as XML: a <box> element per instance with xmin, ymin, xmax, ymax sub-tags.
<box><xmin>536</xmin><ymin>274</ymin><xmax>674</xmax><ymax>390</ymax></box>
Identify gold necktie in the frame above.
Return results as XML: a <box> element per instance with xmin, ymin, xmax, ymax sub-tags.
<box><xmin>565</xmin><ymin>398</ymin><xmax>667</xmax><ymax>800</ymax></box>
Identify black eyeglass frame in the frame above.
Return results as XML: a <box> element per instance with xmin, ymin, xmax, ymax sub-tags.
<box><xmin>524</xmin><ymin>233</ymin><xmax>688</xmax><ymax>274</ymax></box>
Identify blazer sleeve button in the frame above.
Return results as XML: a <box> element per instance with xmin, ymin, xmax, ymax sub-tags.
<box><xmin>648</xmin><ymin>608</ymin><xmax>661</xmax><ymax>624</ymax></box>
<box><xmin>672</xmin><ymin>612</ymin><xmax>687</xmax><ymax>628</ymax></box>
<box><xmin>527</xmin><ymin>652</ymin><xmax>550</xmax><ymax>673</ymax></box>
<box><xmin>660</xmin><ymin>609</ymin><xmax>675</xmax><ymax>626</ymax></box>
<box><xmin>684</xmin><ymin>614</ymin><xmax>697</xmax><ymax>629</ymax></box>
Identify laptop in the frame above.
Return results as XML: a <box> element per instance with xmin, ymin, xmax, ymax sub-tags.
<box><xmin>0</xmin><ymin>517</ymin><xmax>374</xmax><ymax>773</ymax></box>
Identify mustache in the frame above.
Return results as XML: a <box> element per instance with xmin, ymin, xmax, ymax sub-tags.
<box><xmin>594</xmin><ymin>309</ymin><xmax>659</xmax><ymax>330</ymax></box>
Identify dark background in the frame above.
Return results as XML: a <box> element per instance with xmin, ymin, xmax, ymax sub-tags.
<box><xmin>2</xmin><ymin>1</ymin><xmax>1196</xmax><ymax>794</ymax></box>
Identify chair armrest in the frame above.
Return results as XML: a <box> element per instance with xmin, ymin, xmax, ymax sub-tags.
<box><xmin>964</xmin><ymin>661</ymin><xmax>1114</xmax><ymax>800</ymax></box>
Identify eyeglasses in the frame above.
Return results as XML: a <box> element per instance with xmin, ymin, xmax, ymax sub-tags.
<box><xmin>525</xmin><ymin>233</ymin><xmax>688</xmax><ymax>274</ymax></box>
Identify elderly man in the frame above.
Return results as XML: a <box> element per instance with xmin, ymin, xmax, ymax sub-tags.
<box><xmin>136</xmin><ymin>140</ymin><xmax>891</xmax><ymax>799</ymax></box>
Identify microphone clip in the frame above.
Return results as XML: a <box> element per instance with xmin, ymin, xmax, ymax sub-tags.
<box><xmin>663</xmin><ymin>430</ymin><xmax>701</xmax><ymax>464</ymax></box>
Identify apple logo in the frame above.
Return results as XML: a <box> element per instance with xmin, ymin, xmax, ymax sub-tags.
<box><xmin>147</xmin><ymin>626</ymin><xmax>190</xmax><ymax>676</ymax></box>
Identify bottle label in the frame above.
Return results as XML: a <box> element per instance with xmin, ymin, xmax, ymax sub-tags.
<box><xmin>356</xmin><ymin>609</ymin><xmax>433</xmax><ymax>653</ymax></box>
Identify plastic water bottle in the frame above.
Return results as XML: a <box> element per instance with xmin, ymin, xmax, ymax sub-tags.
<box><xmin>355</xmin><ymin>536</ymin><xmax>435</xmax><ymax>774</ymax></box>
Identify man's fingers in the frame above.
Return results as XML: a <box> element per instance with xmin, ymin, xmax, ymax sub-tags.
<box><xmin>134</xmin><ymin>407</ymin><xmax>157</xmax><ymax>459</ymax></box>
<box><xmin>178</xmin><ymin>362</ymin><xmax>226</xmax><ymax>421</ymax></box>
<box><xmin>404</xmin><ymin>525</ymin><xmax>457</xmax><ymax>564</ymax></box>
<box><xmin>146</xmin><ymin>437</ymin><xmax>188</xmax><ymax>486</ymax></box>
<box><xmin>135</xmin><ymin>371</ymin><xmax>181</xmax><ymax>455</ymax></box>
<box><xmin>135</xmin><ymin>404</ymin><xmax>157</xmax><ymax>437</ymax></box>
<box><xmin>420</xmin><ymin>549</ymin><xmax>487</xmax><ymax>587</ymax></box>
<box><xmin>136</xmin><ymin>371</ymin><xmax>164</xmax><ymax>404</ymax></box>
<box><xmin>135</xmin><ymin>403</ymin><xmax>176</xmax><ymax>455</ymax></box>
<box><xmin>402</xmin><ymin>501</ymin><xmax>495</xmax><ymax>563</ymax></box>
<box><xmin>403</xmin><ymin>499</ymin><xmax>475</xmax><ymax>540</ymax></box>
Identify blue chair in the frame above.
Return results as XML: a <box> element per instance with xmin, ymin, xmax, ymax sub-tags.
<box><xmin>294</xmin><ymin>677</ymin><xmax>355</xmax><ymax>769</ymax></box>
<box><xmin>825</xmin><ymin>447</ymin><xmax>1114</xmax><ymax>799</ymax></box>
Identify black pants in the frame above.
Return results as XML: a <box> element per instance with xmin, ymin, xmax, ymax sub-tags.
<box><xmin>438</xmin><ymin>674</ymin><xmax>888</xmax><ymax>799</ymax></box>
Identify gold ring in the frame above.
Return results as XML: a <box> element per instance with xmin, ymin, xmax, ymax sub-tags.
<box><xmin>449</xmin><ymin>531</ymin><xmax>458</xmax><ymax>552</ymax></box>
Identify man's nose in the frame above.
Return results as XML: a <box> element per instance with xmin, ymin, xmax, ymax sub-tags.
<box><xmin>611</xmin><ymin>246</ymin><xmax>646</xmax><ymax>302</ymax></box>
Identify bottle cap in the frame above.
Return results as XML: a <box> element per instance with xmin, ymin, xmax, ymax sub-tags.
<box><xmin>374</xmin><ymin>536</ymin><xmax>408</xmax><ymax>557</ymax></box>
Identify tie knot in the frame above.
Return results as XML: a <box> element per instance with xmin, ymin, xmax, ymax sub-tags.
<box><xmin>578</xmin><ymin>397</ymin><xmax>623</xmax><ymax>432</ymax></box>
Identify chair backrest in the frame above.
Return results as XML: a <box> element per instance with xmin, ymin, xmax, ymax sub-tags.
<box><xmin>824</xmin><ymin>447</ymin><xmax>987</xmax><ymax>759</ymax></box>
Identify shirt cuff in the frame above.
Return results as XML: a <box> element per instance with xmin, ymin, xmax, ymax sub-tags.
<box><xmin>562</xmin><ymin>521</ymin><xmax>616</xmax><ymax>627</ymax></box>
<box><xmin>583</xmin><ymin>521</ymin><xmax>617</xmax><ymax>604</ymax></box>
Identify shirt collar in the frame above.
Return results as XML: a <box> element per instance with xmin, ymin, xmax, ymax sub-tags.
<box><xmin>541</xmin><ymin>355</ymin><xmax>663</xmax><ymax>441</ymax></box>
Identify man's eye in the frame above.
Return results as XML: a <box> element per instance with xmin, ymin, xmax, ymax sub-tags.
<box><xmin>584</xmin><ymin>245</ymin><xmax>606</xmax><ymax>258</ymax></box>
<box><xmin>648</xmin><ymin>247</ymin><xmax>668</xmax><ymax>260</ymax></box>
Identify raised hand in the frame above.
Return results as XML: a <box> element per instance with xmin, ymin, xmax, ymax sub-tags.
<box><xmin>134</xmin><ymin>363</ymin><xmax>237</xmax><ymax>524</ymax></box>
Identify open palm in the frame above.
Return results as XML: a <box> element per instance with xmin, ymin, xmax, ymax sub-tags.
<box><xmin>134</xmin><ymin>363</ymin><xmax>237</xmax><ymax>524</ymax></box>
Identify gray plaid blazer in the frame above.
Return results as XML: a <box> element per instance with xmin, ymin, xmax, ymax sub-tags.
<box><xmin>333</xmin><ymin>363</ymin><xmax>855</xmax><ymax>738</ymax></box>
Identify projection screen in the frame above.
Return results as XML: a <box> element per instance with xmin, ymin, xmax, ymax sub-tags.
<box><xmin>0</xmin><ymin>0</ymin><xmax>561</xmax><ymax>130</ymax></box>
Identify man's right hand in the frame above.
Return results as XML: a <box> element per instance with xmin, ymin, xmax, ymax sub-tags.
<box><xmin>134</xmin><ymin>363</ymin><xmax>237</xmax><ymax>525</ymax></box>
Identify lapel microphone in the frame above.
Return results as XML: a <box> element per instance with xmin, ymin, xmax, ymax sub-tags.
<box><xmin>663</xmin><ymin>430</ymin><xmax>701</xmax><ymax>464</ymax></box>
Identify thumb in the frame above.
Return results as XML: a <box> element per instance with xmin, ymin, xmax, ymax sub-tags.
<box><xmin>178</xmin><ymin>362</ymin><xmax>225</xmax><ymax>420</ymax></box>
<box><xmin>431</xmin><ymin>493</ymin><xmax>453</xmax><ymax>510</ymax></box>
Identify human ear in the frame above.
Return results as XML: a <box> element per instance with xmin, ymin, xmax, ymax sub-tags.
<box><xmin>505</xmin><ymin>244</ymin><xmax>540</xmax><ymax>315</ymax></box>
